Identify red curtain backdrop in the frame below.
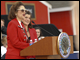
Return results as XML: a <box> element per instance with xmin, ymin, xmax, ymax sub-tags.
<box><xmin>50</xmin><ymin>11</ymin><xmax>73</xmax><ymax>35</ymax></box>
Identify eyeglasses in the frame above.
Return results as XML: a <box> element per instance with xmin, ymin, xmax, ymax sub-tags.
<box><xmin>17</xmin><ymin>9</ymin><xmax>27</xmax><ymax>12</ymax></box>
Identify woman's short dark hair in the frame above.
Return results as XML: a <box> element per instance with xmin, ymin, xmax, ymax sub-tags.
<box><xmin>8</xmin><ymin>1</ymin><xmax>24</xmax><ymax>20</ymax></box>
<box><xmin>34</xmin><ymin>27</ymin><xmax>43</xmax><ymax>37</ymax></box>
<box><xmin>25</xmin><ymin>11</ymin><xmax>33</xmax><ymax>28</ymax></box>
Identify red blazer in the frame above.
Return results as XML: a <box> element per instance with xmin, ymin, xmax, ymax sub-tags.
<box><xmin>5</xmin><ymin>18</ymin><xmax>38</xmax><ymax>59</ymax></box>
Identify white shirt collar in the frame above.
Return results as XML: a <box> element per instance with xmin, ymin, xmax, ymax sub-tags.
<box><xmin>18</xmin><ymin>20</ymin><xmax>21</xmax><ymax>23</ymax></box>
<box><xmin>18</xmin><ymin>20</ymin><xmax>22</xmax><ymax>28</ymax></box>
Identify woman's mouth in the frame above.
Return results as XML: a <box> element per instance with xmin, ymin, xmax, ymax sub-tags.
<box><xmin>23</xmin><ymin>14</ymin><xmax>25</xmax><ymax>16</ymax></box>
<box><xmin>25</xmin><ymin>21</ymin><xmax>28</xmax><ymax>23</ymax></box>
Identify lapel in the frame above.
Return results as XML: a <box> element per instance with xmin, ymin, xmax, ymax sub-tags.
<box><xmin>21</xmin><ymin>22</ymin><xmax>26</xmax><ymax>29</ymax></box>
<box><xmin>21</xmin><ymin>22</ymin><xmax>29</xmax><ymax>39</ymax></box>
<box><xmin>21</xmin><ymin>22</ymin><xmax>27</xmax><ymax>33</ymax></box>
<box><xmin>14</xmin><ymin>18</ymin><xmax>20</xmax><ymax>26</ymax></box>
<box><xmin>13</xmin><ymin>18</ymin><xmax>23</xmax><ymax>29</ymax></box>
<box><xmin>14</xmin><ymin>18</ymin><xmax>28</xmax><ymax>38</ymax></box>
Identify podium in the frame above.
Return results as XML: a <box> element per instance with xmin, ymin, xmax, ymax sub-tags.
<box><xmin>20</xmin><ymin>36</ymin><xmax>73</xmax><ymax>59</ymax></box>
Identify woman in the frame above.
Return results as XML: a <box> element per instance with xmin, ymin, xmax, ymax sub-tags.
<box><xmin>5</xmin><ymin>1</ymin><xmax>30</xmax><ymax>59</ymax></box>
<box><xmin>34</xmin><ymin>27</ymin><xmax>45</xmax><ymax>40</ymax></box>
<box><xmin>21</xmin><ymin>11</ymin><xmax>38</xmax><ymax>59</ymax></box>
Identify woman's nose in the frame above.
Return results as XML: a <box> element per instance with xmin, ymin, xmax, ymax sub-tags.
<box><xmin>27</xmin><ymin>18</ymin><xmax>30</xmax><ymax>20</ymax></box>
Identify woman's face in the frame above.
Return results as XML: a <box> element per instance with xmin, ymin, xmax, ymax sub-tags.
<box><xmin>36</xmin><ymin>29</ymin><xmax>41</xmax><ymax>38</ymax></box>
<box><xmin>22</xmin><ymin>14</ymin><xmax>31</xmax><ymax>26</ymax></box>
<box><xmin>16</xmin><ymin>5</ymin><xmax>26</xmax><ymax>20</ymax></box>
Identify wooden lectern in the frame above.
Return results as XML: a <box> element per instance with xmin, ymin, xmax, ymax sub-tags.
<box><xmin>20</xmin><ymin>36</ymin><xmax>73</xmax><ymax>59</ymax></box>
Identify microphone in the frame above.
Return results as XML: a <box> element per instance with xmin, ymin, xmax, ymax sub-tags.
<box><xmin>31</xmin><ymin>21</ymin><xmax>54</xmax><ymax>36</ymax></box>
<box><xmin>31</xmin><ymin>21</ymin><xmax>35</xmax><ymax>24</ymax></box>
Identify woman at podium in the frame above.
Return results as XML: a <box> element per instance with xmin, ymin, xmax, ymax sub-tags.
<box><xmin>5</xmin><ymin>1</ymin><xmax>37</xmax><ymax>59</ymax></box>
<box><xmin>21</xmin><ymin>10</ymin><xmax>38</xmax><ymax>59</ymax></box>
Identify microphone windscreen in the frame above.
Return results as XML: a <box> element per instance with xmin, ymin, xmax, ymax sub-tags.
<box><xmin>31</xmin><ymin>21</ymin><xmax>35</xmax><ymax>24</ymax></box>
